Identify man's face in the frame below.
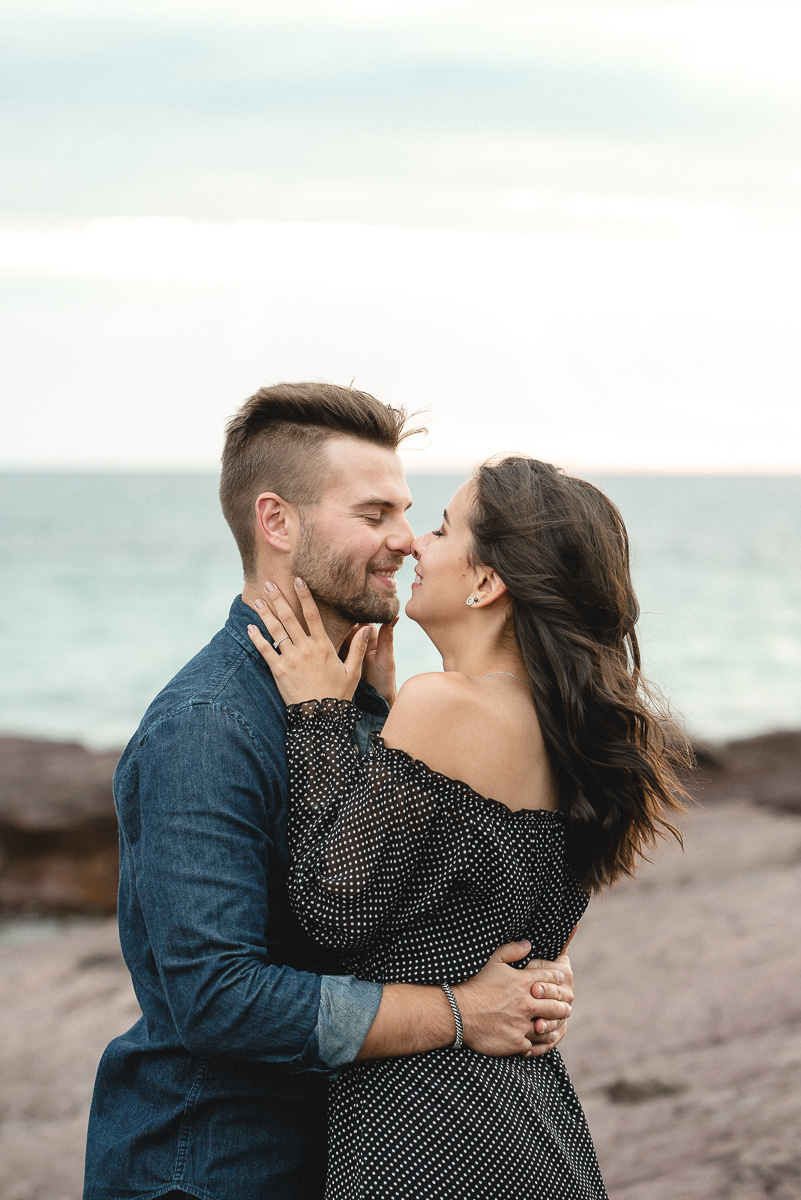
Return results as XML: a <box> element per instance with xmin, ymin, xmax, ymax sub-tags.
<box><xmin>291</xmin><ymin>436</ymin><xmax>414</xmax><ymax>624</ymax></box>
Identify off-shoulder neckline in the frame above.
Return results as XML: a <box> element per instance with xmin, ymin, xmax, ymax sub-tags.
<box><xmin>286</xmin><ymin>697</ymin><xmax>564</xmax><ymax>820</ymax></box>
<box><xmin>368</xmin><ymin>731</ymin><xmax>564</xmax><ymax>821</ymax></box>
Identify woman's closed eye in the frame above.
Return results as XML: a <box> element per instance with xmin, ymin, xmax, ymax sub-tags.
<box><xmin>431</xmin><ymin>527</ymin><xmax>445</xmax><ymax>538</ymax></box>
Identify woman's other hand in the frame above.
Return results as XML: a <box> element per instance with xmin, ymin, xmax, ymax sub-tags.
<box><xmin>341</xmin><ymin>618</ymin><xmax>398</xmax><ymax>707</ymax></box>
<box><xmin>247</xmin><ymin>578</ymin><xmax>371</xmax><ymax>705</ymax></box>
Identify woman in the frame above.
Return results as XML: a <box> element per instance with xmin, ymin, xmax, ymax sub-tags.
<box><xmin>247</xmin><ymin>456</ymin><xmax>689</xmax><ymax>1199</ymax></box>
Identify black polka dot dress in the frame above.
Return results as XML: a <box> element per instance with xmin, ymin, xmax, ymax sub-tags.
<box><xmin>286</xmin><ymin>699</ymin><xmax>608</xmax><ymax>1200</ymax></box>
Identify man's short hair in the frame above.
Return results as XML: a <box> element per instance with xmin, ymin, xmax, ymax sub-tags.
<box><xmin>220</xmin><ymin>381</ymin><xmax>424</xmax><ymax>576</ymax></box>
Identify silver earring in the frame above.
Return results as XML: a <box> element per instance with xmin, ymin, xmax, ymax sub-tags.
<box><xmin>466</xmin><ymin>596</ymin><xmax>479</xmax><ymax>607</ymax></box>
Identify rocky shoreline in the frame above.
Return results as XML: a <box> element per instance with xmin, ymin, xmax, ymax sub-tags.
<box><xmin>0</xmin><ymin>729</ymin><xmax>798</xmax><ymax>920</ymax></box>
<box><xmin>0</xmin><ymin>738</ymin><xmax>120</xmax><ymax>915</ymax></box>
<box><xmin>1</xmin><ymin>731</ymin><xmax>800</xmax><ymax>1199</ymax></box>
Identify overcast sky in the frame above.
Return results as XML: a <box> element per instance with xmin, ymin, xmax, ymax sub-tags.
<box><xmin>2</xmin><ymin>0</ymin><xmax>799</xmax><ymax>470</ymax></box>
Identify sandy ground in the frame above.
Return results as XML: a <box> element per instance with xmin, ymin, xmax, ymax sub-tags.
<box><xmin>1</xmin><ymin>798</ymin><xmax>800</xmax><ymax>1200</ymax></box>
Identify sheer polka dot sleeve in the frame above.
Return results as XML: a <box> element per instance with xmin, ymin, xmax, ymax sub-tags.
<box><xmin>285</xmin><ymin>698</ymin><xmax>467</xmax><ymax>953</ymax></box>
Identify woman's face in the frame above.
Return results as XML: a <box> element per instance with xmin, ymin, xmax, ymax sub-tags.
<box><xmin>405</xmin><ymin>480</ymin><xmax>477</xmax><ymax>627</ymax></box>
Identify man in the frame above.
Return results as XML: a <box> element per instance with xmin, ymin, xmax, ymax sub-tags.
<box><xmin>83</xmin><ymin>383</ymin><xmax>574</xmax><ymax>1200</ymax></box>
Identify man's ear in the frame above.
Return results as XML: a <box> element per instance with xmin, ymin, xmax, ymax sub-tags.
<box><xmin>472</xmin><ymin>567</ymin><xmax>508</xmax><ymax>607</ymax></box>
<box><xmin>254</xmin><ymin>492</ymin><xmax>298</xmax><ymax>554</ymax></box>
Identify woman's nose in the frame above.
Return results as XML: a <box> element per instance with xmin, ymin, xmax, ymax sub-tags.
<box><xmin>410</xmin><ymin>533</ymin><xmax>427</xmax><ymax>561</ymax></box>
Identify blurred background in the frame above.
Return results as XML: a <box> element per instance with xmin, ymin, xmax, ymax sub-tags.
<box><xmin>1</xmin><ymin>2</ymin><xmax>800</xmax><ymax>1198</ymax></box>
<box><xmin>2</xmin><ymin>0</ymin><xmax>800</xmax><ymax>752</ymax></box>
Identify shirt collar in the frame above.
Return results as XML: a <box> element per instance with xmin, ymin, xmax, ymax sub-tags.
<box><xmin>225</xmin><ymin>594</ymin><xmax>270</xmax><ymax>660</ymax></box>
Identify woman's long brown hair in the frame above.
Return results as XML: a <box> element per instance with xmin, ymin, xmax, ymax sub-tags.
<box><xmin>469</xmin><ymin>456</ymin><xmax>692</xmax><ymax>893</ymax></box>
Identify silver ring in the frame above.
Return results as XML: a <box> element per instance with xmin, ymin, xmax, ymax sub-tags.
<box><xmin>275</xmin><ymin>636</ymin><xmax>291</xmax><ymax>649</ymax></box>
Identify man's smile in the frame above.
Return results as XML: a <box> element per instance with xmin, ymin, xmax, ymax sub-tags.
<box><xmin>370</xmin><ymin>567</ymin><xmax>400</xmax><ymax>589</ymax></box>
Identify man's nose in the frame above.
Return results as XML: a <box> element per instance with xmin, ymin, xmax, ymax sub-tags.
<box><xmin>386</xmin><ymin>516</ymin><xmax>416</xmax><ymax>556</ymax></box>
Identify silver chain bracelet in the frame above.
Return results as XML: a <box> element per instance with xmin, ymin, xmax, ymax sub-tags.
<box><xmin>440</xmin><ymin>982</ymin><xmax>463</xmax><ymax>1049</ymax></box>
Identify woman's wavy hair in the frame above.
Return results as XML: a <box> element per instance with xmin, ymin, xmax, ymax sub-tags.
<box><xmin>468</xmin><ymin>456</ymin><xmax>692</xmax><ymax>893</ymax></box>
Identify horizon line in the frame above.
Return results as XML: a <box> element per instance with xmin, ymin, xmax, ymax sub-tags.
<box><xmin>2</xmin><ymin>463</ymin><xmax>801</xmax><ymax>478</ymax></box>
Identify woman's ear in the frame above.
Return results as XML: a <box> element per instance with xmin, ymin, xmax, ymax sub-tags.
<box><xmin>471</xmin><ymin>567</ymin><xmax>508</xmax><ymax>607</ymax></box>
<box><xmin>254</xmin><ymin>492</ymin><xmax>297</xmax><ymax>553</ymax></box>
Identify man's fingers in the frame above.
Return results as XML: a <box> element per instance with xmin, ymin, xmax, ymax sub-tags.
<box><xmin>529</xmin><ymin>999</ymin><xmax>572</xmax><ymax>1023</ymax></box>
<box><xmin>523</xmin><ymin>964</ymin><xmax>573</xmax><ymax>1005</ymax></box>
<box><xmin>526</xmin><ymin>957</ymin><xmax>564</xmax><ymax>974</ymax></box>
<box><xmin>524</xmin><ymin>968</ymin><xmax>566</xmax><ymax>990</ymax></box>
<box><xmin>492</xmin><ymin>940</ymin><xmax>531</xmax><ymax>965</ymax></box>
<box><xmin>529</xmin><ymin>982</ymin><xmax>571</xmax><ymax>1005</ymax></box>
<box><xmin>561</xmin><ymin>926</ymin><xmax>578</xmax><ymax>953</ymax></box>
<box><xmin>552</xmin><ymin>952</ymin><xmax>574</xmax><ymax>988</ymax></box>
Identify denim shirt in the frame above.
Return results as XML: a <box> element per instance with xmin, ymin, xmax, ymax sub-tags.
<box><xmin>83</xmin><ymin>597</ymin><xmax>385</xmax><ymax>1200</ymax></box>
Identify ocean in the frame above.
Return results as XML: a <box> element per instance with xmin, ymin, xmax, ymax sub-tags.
<box><xmin>1</xmin><ymin>471</ymin><xmax>799</xmax><ymax>750</ymax></box>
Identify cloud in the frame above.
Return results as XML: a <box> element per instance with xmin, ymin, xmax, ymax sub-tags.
<box><xmin>2</xmin><ymin>3</ymin><xmax>799</xmax><ymax>228</ymax></box>
<box><xmin>2</xmin><ymin>2</ymin><xmax>798</xmax><ymax>473</ymax></box>
<box><xmin>2</xmin><ymin>218</ymin><xmax>798</xmax><ymax>471</ymax></box>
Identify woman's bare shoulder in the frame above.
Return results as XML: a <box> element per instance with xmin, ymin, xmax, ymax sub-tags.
<box><xmin>387</xmin><ymin>671</ymin><xmax>479</xmax><ymax>720</ymax></box>
<box><xmin>379</xmin><ymin>672</ymin><xmax>487</xmax><ymax>768</ymax></box>
<box><xmin>379</xmin><ymin>673</ymin><xmax>556</xmax><ymax>811</ymax></box>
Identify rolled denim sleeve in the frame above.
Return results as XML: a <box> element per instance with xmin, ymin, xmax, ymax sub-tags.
<box><xmin>118</xmin><ymin>700</ymin><xmax>379</xmax><ymax>1073</ymax></box>
<box><xmin>317</xmin><ymin>974</ymin><xmax>382</xmax><ymax>1068</ymax></box>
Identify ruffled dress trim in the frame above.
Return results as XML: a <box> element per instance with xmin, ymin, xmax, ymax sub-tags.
<box><xmin>285</xmin><ymin>696</ymin><xmax>565</xmax><ymax>824</ymax></box>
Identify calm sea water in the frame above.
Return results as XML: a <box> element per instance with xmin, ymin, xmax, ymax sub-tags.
<box><xmin>1</xmin><ymin>472</ymin><xmax>799</xmax><ymax>749</ymax></box>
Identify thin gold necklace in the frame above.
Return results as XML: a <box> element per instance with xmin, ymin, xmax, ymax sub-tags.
<box><xmin>482</xmin><ymin>671</ymin><xmax>533</xmax><ymax>691</ymax></box>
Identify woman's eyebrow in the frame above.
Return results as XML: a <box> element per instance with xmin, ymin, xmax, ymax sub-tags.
<box><xmin>442</xmin><ymin>509</ymin><xmax>450</xmax><ymax>525</ymax></box>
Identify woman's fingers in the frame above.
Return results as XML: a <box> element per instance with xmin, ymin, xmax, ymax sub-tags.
<box><xmin>364</xmin><ymin>625</ymin><xmax>379</xmax><ymax>654</ymax></box>
<box><xmin>247</xmin><ymin>622</ymin><xmax>279</xmax><ymax>662</ymax></box>
<box><xmin>262</xmin><ymin>581</ymin><xmax>306</xmax><ymax>639</ymax></box>
<box><xmin>292</xmin><ymin>578</ymin><xmax>326</xmax><ymax>638</ymax></box>
<box><xmin>261</xmin><ymin>579</ymin><xmax>328</xmax><ymax>648</ymax></box>
<box><xmin>253</xmin><ymin>598</ymin><xmax>292</xmax><ymax>650</ymax></box>
<box><xmin>249</xmin><ymin>579</ymin><xmax>375</xmax><ymax>704</ymax></box>
<box><xmin>375</xmin><ymin>619</ymin><xmax>395</xmax><ymax>654</ymax></box>
<box><xmin>343</xmin><ymin>625</ymin><xmax>372</xmax><ymax>681</ymax></box>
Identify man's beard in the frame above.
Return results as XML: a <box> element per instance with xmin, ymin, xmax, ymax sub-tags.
<box><xmin>292</xmin><ymin>520</ymin><xmax>402</xmax><ymax>625</ymax></box>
